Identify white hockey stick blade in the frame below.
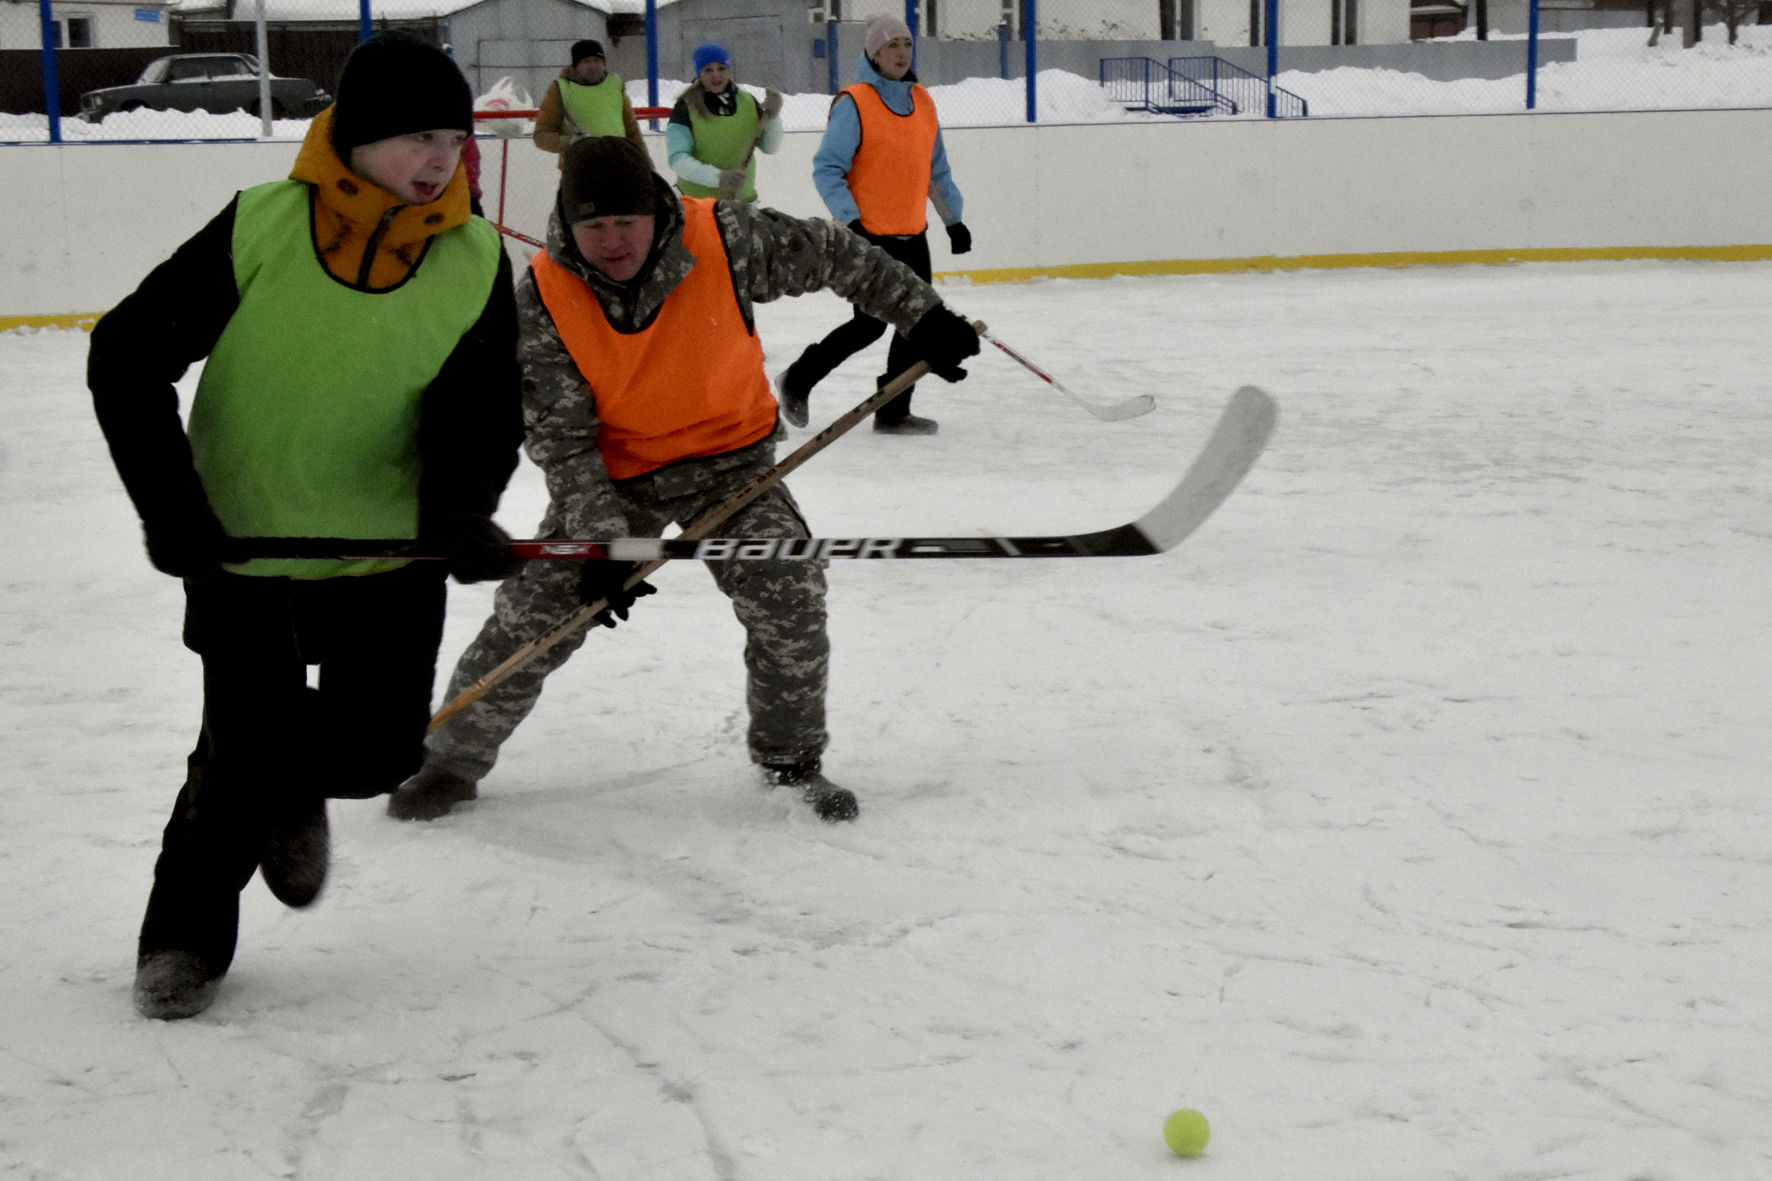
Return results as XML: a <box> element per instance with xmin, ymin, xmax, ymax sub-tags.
<box><xmin>1130</xmin><ymin>385</ymin><xmax>1277</xmax><ymax>550</ymax></box>
<box><xmin>1076</xmin><ymin>390</ymin><xmax>1156</xmax><ymax>421</ymax></box>
<box><xmin>982</xmin><ymin>331</ymin><xmax>1156</xmax><ymax>421</ymax></box>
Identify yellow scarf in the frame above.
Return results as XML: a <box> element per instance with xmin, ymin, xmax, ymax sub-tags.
<box><xmin>289</xmin><ymin>107</ymin><xmax>474</xmax><ymax>290</ymax></box>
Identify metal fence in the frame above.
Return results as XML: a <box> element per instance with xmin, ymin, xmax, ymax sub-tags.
<box><xmin>3</xmin><ymin>0</ymin><xmax>1769</xmax><ymax>144</ymax></box>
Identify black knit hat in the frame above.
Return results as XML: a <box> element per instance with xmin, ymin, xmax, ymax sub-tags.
<box><xmin>571</xmin><ymin>39</ymin><xmax>606</xmax><ymax>65</ymax></box>
<box><xmin>559</xmin><ymin>137</ymin><xmax>658</xmax><ymax>221</ymax></box>
<box><xmin>331</xmin><ymin>32</ymin><xmax>473</xmax><ymax>157</ymax></box>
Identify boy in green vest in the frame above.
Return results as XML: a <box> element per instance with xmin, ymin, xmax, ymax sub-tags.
<box><xmin>88</xmin><ymin>32</ymin><xmax>525</xmax><ymax>1020</ymax></box>
<box><xmin>533</xmin><ymin>38</ymin><xmax>646</xmax><ymax>156</ymax></box>
<box><xmin>666</xmin><ymin>42</ymin><xmax>783</xmax><ymax>202</ymax></box>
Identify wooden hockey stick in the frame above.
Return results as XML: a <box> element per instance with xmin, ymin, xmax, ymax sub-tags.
<box><xmin>426</xmin><ymin>346</ymin><xmax>961</xmax><ymax>731</ymax></box>
<box><xmin>716</xmin><ymin>87</ymin><xmax>778</xmax><ymax>199</ymax></box>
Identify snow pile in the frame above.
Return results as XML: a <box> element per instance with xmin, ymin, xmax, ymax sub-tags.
<box><xmin>1286</xmin><ymin>24</ymin><xmax>1772</xmax><ymax>116</ymax></box>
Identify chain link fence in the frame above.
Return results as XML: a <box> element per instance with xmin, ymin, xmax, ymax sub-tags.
<box><xmin>0</xmin><ymin>2</ymin><xmax>347</xmax><ymax>142</ymax></box>
<box><xmin>3</xmin><ymin>0</ymin><xmax>1768</xmax><ymax>144</ymax></box>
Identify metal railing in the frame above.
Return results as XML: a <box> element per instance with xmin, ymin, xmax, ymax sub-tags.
<box><xmin>1099</xmin><ymin>58</ymin><xmax>1236</xmax><ymax>118</ymax></box>
<box><xmin>1100</xmin><ymin>56</ymin><xmax>1309</xmax><ymax>120</ymax></box>
<box><xmin>1169</xmin><ymin>56</ymin><xmax>1310</xmax><ymax>119</ymax></box>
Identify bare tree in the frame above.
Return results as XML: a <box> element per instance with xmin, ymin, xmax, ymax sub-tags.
<box><xmin>1648</xmin><ymin>0</ymin><xmax>1760</xmax><ymax>46</ymax></box>
<box><xmin>1681</xmin><ymin>0</ymin><xmax>1701</xmax><ymax>46</ymax></box>
<box><xmin>1706</xmin><ymin>0</ymin><xmax>1761</xmax><ymax>43</ymax></box>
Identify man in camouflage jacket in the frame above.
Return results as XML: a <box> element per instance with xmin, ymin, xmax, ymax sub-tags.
<box><xmin>388</xmin><ymin>136</ymin><xmax>980</xmax><ymax>823</ymax></box>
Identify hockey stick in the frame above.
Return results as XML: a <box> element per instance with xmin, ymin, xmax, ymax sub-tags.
<box><xmin>421</xmin><ymin>348</ymin><xmax>960</xmax><ymax>731</ymax></box>
<box><xmin>717</xmin><ymin>88</ymin><xmax>775</xmax><ymax>199</ymax></box>
<box><xmin>496</xmin><ymin>223</ymin><xmax>545</xmax><ymax>250</ymax></box>
<box><xmin>235</xmin><ymin>386</ymin><xmax>1275</xmax><ymax>564</ymax></box>
<box><xmin>982</xmin><ymin>329</ymin><xmax>1155</xmax><ymax>422</ymax></box>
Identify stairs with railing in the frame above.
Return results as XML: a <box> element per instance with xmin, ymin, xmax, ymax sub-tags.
<box><xmin>1099</xmin><ymin>56</ymin><xmax>1309</xmax><ymax>119</ymax></box>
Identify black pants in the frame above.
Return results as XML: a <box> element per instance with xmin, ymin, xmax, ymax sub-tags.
<box><xmin>791</xmin><ymin>229</ymin><xmax>932</xmax><ymax>422</ymax></box>
<box><xmin>137</xmin><ymin>564</ymin><xmax>446</xmax><ymax>973</ymax></box>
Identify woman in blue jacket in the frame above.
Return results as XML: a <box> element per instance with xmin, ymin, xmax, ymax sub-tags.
<box><xmin>775</xmin><ymin>16</ymin><xmax>971</xmax><ymax>436</ymax></box>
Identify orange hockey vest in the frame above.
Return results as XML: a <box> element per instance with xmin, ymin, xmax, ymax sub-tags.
<box><xmin>841</xmin><ymin>82</ymin><xmax>938</xmax><ymax>236</ymax></box>
<box><xmin>530</xmin><ymin>200</ymin><xmax>775</xmax><ymax>479</ymax></box>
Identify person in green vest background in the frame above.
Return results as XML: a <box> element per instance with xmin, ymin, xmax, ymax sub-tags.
<box><xmin>666</xmin><ymin>42</ymin><xmax>783</xmax><ymax>202</ymax></box>
<box><xmin>533</xmin><ymin>38</ymin><xmax>645</xmax><ymax>157</ymax></box>
<box><xmin>87</xmin><ymin>32</ymin><xmax>526</xmax><ymax>1021</ymax></box>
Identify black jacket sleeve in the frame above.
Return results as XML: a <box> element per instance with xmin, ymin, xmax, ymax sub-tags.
<box><xmin>88</xmin><ymin>197</ymin><xmax>241</xmax><ymax>536</ymax></box>
<box><xmin>416</xmin><ymin>247</ymin><xmax>524</xmax><ymax>532</ymax></box>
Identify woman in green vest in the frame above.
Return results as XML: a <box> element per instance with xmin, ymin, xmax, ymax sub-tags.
<box><xmin>666</xmin><ymin>42</ymin><xmax>783</xmax><ymax>202</ymax></box>
<box><xmin>533</xmin><ymin>38</ymin><xmax>645</xmax><ymax>157</ymax></box>
<box><xmin>88</xmin><ymin>33</ymin><xmax>525</xmax><ymax>1021</ymax></box>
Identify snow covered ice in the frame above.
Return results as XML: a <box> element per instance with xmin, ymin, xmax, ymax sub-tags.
<box><xmin>3</xmin><ymin>258</ymin><xmax>1771</xmax><ymax>1178</ymax></box>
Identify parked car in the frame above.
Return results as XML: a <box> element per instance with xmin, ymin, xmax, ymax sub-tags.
<box><xmin>78</xmin><ymin>53</ymin><xmax>330</xmax><ymax>122</ymax></box>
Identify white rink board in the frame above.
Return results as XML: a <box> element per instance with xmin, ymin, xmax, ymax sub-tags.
<box><xmin>3</xmin><ymin>106</ymin><xmax>1770</xmax><ymax>319</ymax></box>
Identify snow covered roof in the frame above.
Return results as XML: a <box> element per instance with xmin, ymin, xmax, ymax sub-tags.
<box><xmin>169</xmin><ymin>0</ymin><xmax>613</xmax><ymax>18</ymax></box>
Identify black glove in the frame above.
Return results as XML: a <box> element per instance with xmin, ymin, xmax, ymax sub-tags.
<box><xmin>430</xmin><ymin>514</ymin><xmax>524</xmax><ymax>584</ymax></box>
<box><xmin>846</xmin><ymin>218</ymin><xmax>867</xmax><ymax>237</ymax></box>
<box><xmin>906</xmin><ymin>305</ymin><xmax>981</xmax><ymax>383</ymax></box>
<box><xmin>577</xmin><ymin>561</ymin><xmax>658</xmax><ymax>628</ymax></box>
<box><xmin>945</xmin><ymin>221</ymin><xmax>972</xmax><ymax>255</ymax></box>
<box><xmin>143</xmin><ymin>511</ymin><xmax>228</xmax><ymax>580</ymax></box>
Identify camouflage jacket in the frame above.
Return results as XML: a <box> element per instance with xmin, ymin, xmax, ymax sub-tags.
<box><xmin>514</xmin><ymin>175</ymin><xmax>944</xmax><ymax>539</ymax></box>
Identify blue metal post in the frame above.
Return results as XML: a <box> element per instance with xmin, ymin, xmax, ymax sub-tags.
<box><xmin>37</xmin><ymin>0</ymin><xmax>62</xmax><ymax>143</ymax></box>
<box><xmin>828</xmin><ymin>20</ymin><xmax>839</xmax><ymax>93</ymax></box>
<box><xmin>1265</xmin><ymin>0</ymin><xmax>1278</xmax><ymax>118</ymax></box>
<box><xmin>1526</xmin><ymin>0</ymin><xmax>1540</xmax><ymax>109</ymax></box>
<box><xmin>358</xmin><ymin>0</ymin><xmax>371</xmax><ymax>42</ymax></box>
<box><xmin>646</xmin><ymin>0</ymin><xmax>659</xmax><ymax>111</ymax></box>
<box><xmin>1024</xmin><ymin>0</ymin><xmax>1036</xmax><ymax>123</ymax></box>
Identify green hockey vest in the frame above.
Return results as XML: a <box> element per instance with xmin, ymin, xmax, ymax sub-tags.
<box><xmin>560</xmin><ymin>75</ymin><xmax>628</xmax><ymax>138</ymax></box>
<box><xmin>678</xmin><ymin>91</ymin><xmax>762</xmax><ymax>201</ymax></box>
<box><xmin>189</xmin><ymin>179</ymin><xmax>502</xmax><ymax>579</ymax></box>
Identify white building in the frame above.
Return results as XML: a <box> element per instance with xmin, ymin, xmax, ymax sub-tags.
<box><xmin>1</xmin><ymin>0</ymin><xmax>175</xmax><ymax>50</ymax></box>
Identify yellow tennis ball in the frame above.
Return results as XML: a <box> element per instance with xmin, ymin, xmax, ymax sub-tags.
<box><xmin>1163</xmin><ymin>1108</ymin><xmax>1210</xmax><ymax>1157</ymax></box>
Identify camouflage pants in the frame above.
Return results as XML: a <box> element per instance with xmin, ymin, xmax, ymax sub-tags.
<box><xmin>426</xmin><ymin>445</ymin><xmax>829</xmax><ymax>782</ymax></box>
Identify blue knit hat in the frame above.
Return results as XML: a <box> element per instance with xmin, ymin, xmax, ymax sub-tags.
<box><xmin>692</xmin><ymin>43</ymin><xmax>730</xmax><ymax>74</ymax></box>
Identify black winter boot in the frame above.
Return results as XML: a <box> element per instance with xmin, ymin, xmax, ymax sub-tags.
<box><xmin>133</xmin><ymin>950</ymin><xmax>224</xmax><ymax>1020</ymax></box>
<box><xmin>774</xmin><ymin>366</ymin><xmax>811</xmax><ymax>429</ymax></box>
<box><xmin>762</xmin><ymin>759</ymin><xmax>859</xmax><ymax>822</ymax></box>
<box><xmin>873</xmin><ymin>413</ymin><xmax>939</xmax><ymax>436</ymax></box>
<box><xmin>259</xmin><ymin>794</ymin><xmax>329</xmax><ymax>908</ymax></box>
<box><xmin>134</xmin><ymin>814</ymin><xmax>246</xmax><ymax>1019</ymax></box>
<box><xmin>386</xmin><ymin>763</ymin><xmax>478</xmax><ymax>821</ymax></box>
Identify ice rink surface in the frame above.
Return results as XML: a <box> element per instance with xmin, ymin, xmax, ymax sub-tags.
<box><xmin>1</xmin><ymin>259</ymin><xmax>1768</xmax><ymax>1179</ymax></box>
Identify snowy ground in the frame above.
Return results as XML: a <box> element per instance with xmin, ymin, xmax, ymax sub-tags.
<box><xmin>4</xmin><ymin>25</ymin><xmax>1769</xmax><ymax>142</ymax></box>
<box><xmin>2</xmin><ymin>259</ymin><xmax>1769</xmax><ymax>1178</ymax></box>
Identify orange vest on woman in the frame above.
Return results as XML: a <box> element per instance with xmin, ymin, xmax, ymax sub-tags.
<box><xmin>842</xmin><ymin>82</ymin><xmax>938</xmax><ymax>236</ymax></box>
<box><xmin>530</xmin><ymin>199</ymin><xmax>776</xmax><ymax>479</ymax></box>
